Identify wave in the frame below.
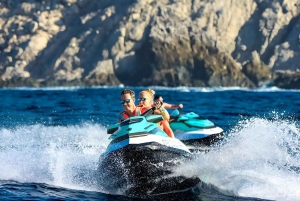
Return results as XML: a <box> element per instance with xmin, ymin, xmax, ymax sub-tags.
<box><xmin>1</xmin><ymin>116</ymin><xmax>299</xmax><ymax>200</ymax></box>
<box><xmin>0</xmin><ymin>85</ymin><xmax>125</xmax><ymax>91</ymax></box>
<box><xmin>1</xmin><ymin>85</ymin><xmax>299</xmax><ymax>93</ymax></box>
<box><xmin>173</xmin><ymin>115</ymin><xmax>300</xmax><ymax>201</ymax></box>
<box><xmin>0</xmin><ymin>123</ymin><xmax>109</xmax><ymax>192</ymax></box>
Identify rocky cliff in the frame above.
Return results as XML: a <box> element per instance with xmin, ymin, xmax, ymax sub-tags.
<box><xmin>0</xmin><ymin>0</ymin><xmax>299</xmax><ymax>88</ymax></box>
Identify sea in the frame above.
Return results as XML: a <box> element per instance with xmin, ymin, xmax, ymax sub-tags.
<box><xmin>0</xmin><ymin>86</ymin><xmax>299</xmax><ymax>201</ymax></box>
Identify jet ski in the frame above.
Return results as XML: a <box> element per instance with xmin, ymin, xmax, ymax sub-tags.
<box><xmin>98</xmin><ymin>108</ymin><xmax>200</xmax><ymax>196</ymax></box>
<box><xmin>169</xmin><ymin>109</ymin><xmax>224</xmax><ymax>150</ymax></box>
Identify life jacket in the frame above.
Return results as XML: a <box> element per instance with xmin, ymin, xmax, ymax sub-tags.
<box><xmin>118</xmin><ymin>106</ymin><xmax>144</xmax><ymax>122</ymax></box>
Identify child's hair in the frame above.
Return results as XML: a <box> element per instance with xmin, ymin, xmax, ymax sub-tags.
<box><xmin>154</xmin><ymin>94</ymin><xmax>162</xmax><ymax>100</ymax></box>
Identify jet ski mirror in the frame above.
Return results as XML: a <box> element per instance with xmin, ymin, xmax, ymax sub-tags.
<box><xmin>170</xmin><ymin>109</ymin><xmax>180</xmax><ymax>117</ymax></box>
<box><xmin>170</xmin><ymin>109</ymin><xmax>182</xmax><ymax>121</ymax></box>
<box><xmin>107</xmin><ymin>123</ymin><xmax>119</xmax><ymax>134</ymax></box>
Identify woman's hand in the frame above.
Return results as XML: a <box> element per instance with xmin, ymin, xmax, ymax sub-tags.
<box><xmin>154</xmin><ymin>100</ymin><xmax>163</xmax><ymax>110</ymax></box>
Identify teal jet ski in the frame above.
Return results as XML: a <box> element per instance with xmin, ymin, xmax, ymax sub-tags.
<box><xmin>98</xmin><ymin>108</ymin><xmax>200</xmax><ymax>196</ymax></box>
<box><xmin>170</xmin><ymin>109</ymin><xmax>224</xmax><ymax>149</ymax></box>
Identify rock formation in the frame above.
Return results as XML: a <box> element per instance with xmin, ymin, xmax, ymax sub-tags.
<box><xmin>0</xmin><ymin>0</ymin><xmax>299</xmax><ymax>88</ymax></box>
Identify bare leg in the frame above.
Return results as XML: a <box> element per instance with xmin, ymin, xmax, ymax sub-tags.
<box><xmin>161</xmin><ymin>120</ymin><xmax>174</xmax><ymax>138</ymax></box>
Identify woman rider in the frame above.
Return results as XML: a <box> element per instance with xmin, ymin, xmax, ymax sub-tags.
<box><xmin>138</xmin><ymin>89</ymin><xmax>175</xmax><ymax>138</ymax></box>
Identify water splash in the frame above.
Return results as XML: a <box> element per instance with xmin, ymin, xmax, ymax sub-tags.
<box><xmin>1</xmin><ymin>117</ymin><xmax>300</xmax><ymax>200</ymax></box>
<box><xmin>0</xmin><ymin>124</ymin><xmax>110</xmax><ymax>192</ymax></box>
<box><xmin>174</xmin><ymin>115</ymin><xmax>300</xmax><ymax>201</ymax></box>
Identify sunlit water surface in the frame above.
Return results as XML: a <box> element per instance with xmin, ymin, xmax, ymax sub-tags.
<box><xmin>0</xmin><ymin>86</ymin><xmax>299</xmax><ymax>201</ymax></box>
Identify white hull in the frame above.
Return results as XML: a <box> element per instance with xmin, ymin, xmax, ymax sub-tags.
<box><xmin>103</xmin><ymin>133</ymin><xmax>191</xmax><ymax>157</ymax></box>
<box><xmin>174</xmin><ymin>126</ymin><xmax>224</xmax><ymax>141</ymax></box>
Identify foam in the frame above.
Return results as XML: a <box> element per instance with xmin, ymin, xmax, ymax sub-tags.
<box><xmin>174</xmin><ymin>115</ymin><xmax>300</xmax><ymax>201</ymax></box>
<box><xmin>0</xmin><ymin>123</ymin><xmax>109</xmax><ymax>191</ymax></box>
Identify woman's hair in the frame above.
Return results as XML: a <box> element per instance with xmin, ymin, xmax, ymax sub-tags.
<box><xmin>120</xmin><ymin>89</ymin><xmax>135</xmax><ymax>98</ymax></box>
<box><xmin>154</xmin><ymin>94</ymin><xmax>162</xmax><ymax>100</ymax></box>
<box><xmin>140</xmin><ymin>89</ymin><xmax>155</xmax><ymax>98</ymax></box>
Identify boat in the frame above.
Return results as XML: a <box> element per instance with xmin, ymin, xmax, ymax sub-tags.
<box><xmin>98</xmin><ymin>108</ymin><xmax>200</xmax><ymax>196</ymax></box>
<box><xmin>169</xmin><ymin>109</ymin><xmax>224</xmax><ymax>150</ymax></box>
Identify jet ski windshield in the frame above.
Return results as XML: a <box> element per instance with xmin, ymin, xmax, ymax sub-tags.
<box><xmin>170</xmin><ymin>109</ymin><xmax>180</xmax><ymax>118</ymax></box>
<box><xmin>120</xmin><ymin>117</ymin><xmax>143</xmax><ymax>126</ymax></box>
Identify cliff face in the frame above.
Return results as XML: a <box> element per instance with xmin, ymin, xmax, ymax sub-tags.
<box><xmin>0</xmin><ymin>0</ymin><xmax>299</xmax><ymax>88</ymax></box>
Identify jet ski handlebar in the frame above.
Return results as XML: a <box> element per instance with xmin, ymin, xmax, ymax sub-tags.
<box><xmin>107</xmin><ymin>107</ymin><xmax>162</xmax><ymax>134</ymax></box>
<box><xmin>140</xmin><ymin>107</ymin><xmax>156</xmax><ymax>117</ymax></box>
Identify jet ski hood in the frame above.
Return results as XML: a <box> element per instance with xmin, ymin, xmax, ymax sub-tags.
<box><xmin>103</xmin><ymin>115</ymin><xmax>191</xmax><ymax>157</ymax></box>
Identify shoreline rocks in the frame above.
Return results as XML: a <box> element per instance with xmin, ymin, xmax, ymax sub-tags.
<box><xmin>0</xmin><ymin>0</ymin><xmax>300</xmax><ymax>89</ymax></box>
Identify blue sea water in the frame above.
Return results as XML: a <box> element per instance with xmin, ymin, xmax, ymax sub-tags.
<box><xmin>0</xmin><ymin>86</ymin><xmax>299</xmax><ymax>201</ymax></box>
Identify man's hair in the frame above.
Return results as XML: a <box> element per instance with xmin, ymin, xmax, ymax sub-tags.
<box><xmin>120</xmin><ymin>89</ymin><xmax>135</xmax><ymax>98</ymax></box>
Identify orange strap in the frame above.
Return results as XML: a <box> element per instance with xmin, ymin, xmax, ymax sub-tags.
<box><xmin>122</xmin><ymin>106</ymin><xmax>143</xmax><ymax>119</ymax></box>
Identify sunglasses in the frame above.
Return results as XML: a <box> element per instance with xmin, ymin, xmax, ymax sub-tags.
<box><xmin>120</xmin><ymin>99</ymin><xmax>131</xmax><ymax>104</ymax></box>
<box><xmin>138</xmin><ymin>98</ymin><xmax>147</xmax><ymax>102</ymax></box>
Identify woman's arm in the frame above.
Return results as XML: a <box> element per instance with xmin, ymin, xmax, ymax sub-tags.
<box><xmin>163</xmin><ymin>102</ymin><xmax>183</xmax><ymax>109</ymax></box>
